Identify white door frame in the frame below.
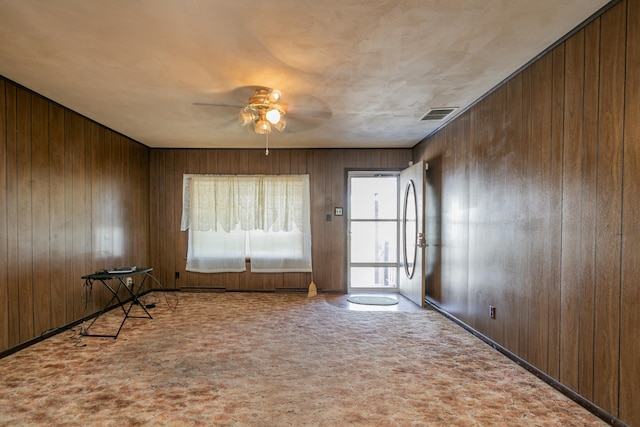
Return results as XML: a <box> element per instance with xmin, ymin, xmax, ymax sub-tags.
<box><xmin>346</xmin><ymin>171</ymin><xmax>400</xmax><ymax>293</ymax></box>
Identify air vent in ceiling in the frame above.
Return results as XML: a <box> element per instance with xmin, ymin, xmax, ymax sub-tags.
<box><xmin>420</xmin><ymin>107</ymin><xmax>458</xmax><ymax>121</ymax></box>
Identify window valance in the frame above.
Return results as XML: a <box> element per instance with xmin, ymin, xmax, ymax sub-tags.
<box><xmin>181</xmin><ymin>174</ymin><xmax>310</xmax><ymax>233</ymax></box>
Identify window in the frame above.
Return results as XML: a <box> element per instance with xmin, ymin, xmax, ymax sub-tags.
<box><xmin>181</xmin><ymin>174</ymin><xmax>312</xmax><ymax>273</ymax></box>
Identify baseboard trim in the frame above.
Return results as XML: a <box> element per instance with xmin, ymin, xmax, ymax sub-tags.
<box><xmin>275</xmin><ymin>287</ymin><xmax>308</xmax><ymax>293</ymax></box>
<box><xmin>177</xmin><ymin>287</ymin><xmax>311</xmax><ymax>294</ymax></box>
<box><xmin>179</xmin><ymin>286</ymin><xmax>225</xmax><ymax>293</ymax></box>
<box><xmin>424</xmin><ymin>300</ymin><xmax>627</xmax><ymax>427</ymax></box>
<box><xmin>0</xmin><ymin>289</ymin><xmax>157</xmax><ymax>360</ymax></box>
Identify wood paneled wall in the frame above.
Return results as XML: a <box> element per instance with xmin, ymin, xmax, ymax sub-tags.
<box><xmin>414</xmin><ymin>1</ymin><xmax>639</xmax><ymax>424</ymax></box>
<box><xmin>0</xmin><ymin>78</ymin><xmax>150</xmax><ymax>354</ymax></box>
<box><xmin>149</xmin><ymin>148</ymin><xmax>411</xmax><ymax>293</ymax></box>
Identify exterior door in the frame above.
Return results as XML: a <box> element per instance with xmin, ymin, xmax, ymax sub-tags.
<box><xmin>398</xmin><ymin>161</ymin><xmax>426</xmax><ymax>306</ymax></box>
<box><xmin>347</xmin><ymin>172</ymin><xmax>399</xmax><ymax>292</ymax></box>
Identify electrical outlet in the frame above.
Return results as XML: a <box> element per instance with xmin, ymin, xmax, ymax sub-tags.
<box><xmin>126</xmin><ymin>277</ymin><xmax>133</xmax><ymax>288</ymax></box>
<box><xmin>489</xmin><ymin>305</ymin><xmax>496</xmax><ymax>319</ymax></box>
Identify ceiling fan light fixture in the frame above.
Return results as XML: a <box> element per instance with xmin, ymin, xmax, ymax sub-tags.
<box><xmin>268</xmin><ymin>89</ymin><xmax>281</xmax><ymax>103</ymax></box>
<box><xmin>254</xmin><ymin>119</ymin><xmax>271</xmax><ymax>134</ymax></box>
<box><xmin>272</xmin><ymin>120</ymin><xmax>286</xmax><ymax>132</ymax></box>
<box><xmin>239</xmin><ymin>107</ymin><xmax>257</xmax><ymax>126</ymax></box>
<box><xmin>265</xmin><ymin>108</ymin><xmax>281</xmax><ymax>124</ymax></box>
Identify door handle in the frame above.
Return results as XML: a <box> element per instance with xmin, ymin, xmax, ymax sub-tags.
<box><xmin>417</xmin><ymin>232</ymin><xmax>427</xmax><ymax>248</ymax></box>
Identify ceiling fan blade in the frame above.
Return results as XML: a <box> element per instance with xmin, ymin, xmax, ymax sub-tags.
<box><xmin>193</xmin><ymin>85</ymin><xmax>268</xmax><ymax>109</ymax></box>
<box><xmin>284</xmin><ymin>94</ymin><xmax>332</xmax><ymax>120</ymax></box>
<box><xmin>215</xmin><ymin>116</ymin><xmax>241</xmax><ymax>129</ymax></box>
<box><xmin>193</xmin><ymin>102</ymin><xmax>242</xmax><ymax>109</ymax></box>
<box><xmin>287</xmin><ymin>109</ymin><xmax>332</xmax><ymax>120</ymax></box>
<box><xmin>283</xmin><ymin>115</ymin><xmax>327</xmax><ymax>133</ymax></box>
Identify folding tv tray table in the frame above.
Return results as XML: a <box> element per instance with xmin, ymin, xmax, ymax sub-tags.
<box><xmin>80</xmin><ymin>267</ymin><xmax>153</xmax><ymax>338</ymax></box>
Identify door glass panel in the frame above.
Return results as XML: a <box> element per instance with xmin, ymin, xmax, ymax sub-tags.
<box><xmin>350</xmin><ymin>177</ymin><xmax>398</xmax><ymax>220</ymax></box>
<box><xmin>348</xmin><ymin>173</ymin><xmax>399</xmax><ymax>291</ymax></box>
<box><xmin>350</xmin><ymin>266</ymin><xmax>397</xmax><ymax>288</ymax></box>
<box><xmin>350</xmin><ymin>222</ymin><xmax>397</xmax><ymax>263</ymax></box>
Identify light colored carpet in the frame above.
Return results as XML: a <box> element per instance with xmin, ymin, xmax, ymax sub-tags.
<box><xmin>0</xmin><ymin>292</ymin><xmax>605</xmax><ymax>426</ymax></box>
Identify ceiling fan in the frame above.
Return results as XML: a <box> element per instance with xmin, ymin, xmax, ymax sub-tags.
<box><xmin>194</xmin><ymin>86</ymin><xmax>332</xmax><ymax>154</ymax></box>
<box><xmin>238</xmin><ymin>87</ymin><xmax>287</xmax><ymax>135</ymax></box>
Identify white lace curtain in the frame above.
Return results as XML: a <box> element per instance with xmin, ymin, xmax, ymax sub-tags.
<box><xmin>181</xmin><ymin>174</ymin><xmax>312</xmax><ymax>273</ymax></box>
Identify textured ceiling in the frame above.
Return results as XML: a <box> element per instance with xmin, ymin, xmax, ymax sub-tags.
<box><xmin>0</xmin><ymin>0</ymin><xmax>611</xmax><ymax>149</ymax></box>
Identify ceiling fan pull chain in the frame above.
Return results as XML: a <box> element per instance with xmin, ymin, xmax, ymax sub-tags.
<box><xmin>265</xmin><ymin>132</ymin><xmax>269</xmax><ymax>156</ymax></box>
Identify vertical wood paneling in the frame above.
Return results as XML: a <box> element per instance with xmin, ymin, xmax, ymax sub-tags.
<box><xmin>278</xmin><ymin>150</ymin><xmax>291</xmax><ymax>175</ymax></box>
<box><xmin>425</xmin><ymin>132</ymin><xmax>443</xmax><ymax>305</ymax></box>
<box><xmin>413</xmin><ymin>2</ymin><xmax>638</xmax><ymax>424</ymax></box>
<box><xmin>70</xmin><ymin>112</ymin><xmax>88</xmax><ymax>320</ymax></box>
<box><xmin>440</xmin><ymin>114</ymin><xmax>469</xmax><ymax>323</ymax></box>
<box><xmin>455</xmin><ymin>114</ymin><xmax>471</xmax><ymax>323</ymax></box>
<box><xmin>329</xmin><ymin>150</ymin><xmax>345</xmax><ymax>291</ymax></box>
<box><xmin>140</xmin><ymin>143</ymin><xmax>151</xmax><ymax>265</ymax></box>
<box><xmin>83</xmin><ymin>125</ymin><xmax>94</xmax><ymax>304</ymax></box>
<box><xmin>578</xmin><ymin>18</ymin><xmax>600</xmax><ymax>402</ymax></box>
<box><xmin>111</xmin><ymin>133</ymin><xmax>123</xmax><ymax>268</ymax></box>
<box><xmin>528</xmin><ymin>53</ymin><xmax>553</xmax><ymax>372</ymax></box>
<box><xmin>49</xmin><ymin>104</ymin><xmax>66</xmax><ymax>326</ymax></box>
<box><xmin>489</xmin><ymin>84</ymin><xmax>507</xmax><ymax>343</ymax></box>
<box><xmin>5</xmin><ymin>84</ymin><xmax>19</xmax><ymax>347</ymax></box>
<box><xmin>182</xmin><ymin>150</ymin><xmax>199</xmax><ymax>288</ymax></box>
<box><xmin>162</xmin><ymin>149</ymin><xmax>176</xmax><ymax>289</ymax></box>
<box><xmin>560</xmin><ymin>31</ymin><xmax>583</xmax><ymax>391</ymax></box>
<box><xmin>518</xmin><ymin>67</ymin><xmax>532</xmax><ymax>361</ymax></box>
<box><xmin>0</xmin><ymin>79</ymin><xmax>7</xmax><ymax>350</ymax></box>
<box><xmin>31</xmin><ymin>95</ymin><xmax>51</xmax><ymax>336</ymax></box>
<box><xmin>503</xmin><ymin>73</ymin><xmax>523</xmax><ymax>352</ymax></box>
<box><xmin>620</xmin><ymin>0</ymin><xmax>640</xmax><ymax>423</ymax></box>
<box><xmin>149</xmin><ymin>149</ymin><xmax>162</xmax><ymax>288</ymax></box>
<box><xmin>311</xmin><ymin>150</ymin><xmax>329</xmax><ymax>290</ymax></box>
<box><xmin>173</xmin><ymin>150</ymin><xmax>187</xmax><ymax>290</ymax></box>
<box><xmin>159</xmin><ymin>150</ymin><xmax>172</xmax><ymax>288</ymax></box>
<box><xmin>0</xmin><ymin>77</ymin><xmax>149</xmax><ymax>354</ymax></box>
<box><xmin>122</xmin><ymin>134</ymin><xmax>134</xmax><ymax>264</ymax></box>
<box><xmin>16</xmin><ymin>88</ymin><xmax>34</xmax><ymax>343</ymax></box>
<box><xmin>89</xmin><ymin>126</ymin><xmax>102</xmax><ymax>311</ymax></box>
<box><xmin>87</xmin><ymin>122</ymin><xmax>102</xmax><ymax>311</ymax></box>
<box><xmin>593</xmin><ymin>2</ymin><xmax>625</xmax><ymax>414</ymax></box>
<box><xmin>467</xmin><ymin>97</ymin><xmax>491</xmax><ymax>334</ymax></box>
<box><xmin>63</xmin><ymin>109</ymin><xmax>74</xmax><ymax>324</ymax></box>
<box><xmin>547</xmin><ymin>44</ymin><xmax>565</xmax><ymax>382</ymax></box>
<box><xmin>89</xmin><ymin>122</ymin><xmax>100</xmax><ymax>273</ymax></box>
<box><xmin>461</xmin><ymin>105</ymin><xmax>476</xmax><ymax>323</ymax></box>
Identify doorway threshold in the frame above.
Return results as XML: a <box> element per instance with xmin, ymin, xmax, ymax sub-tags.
<box><xmin>325</xmin><ymin>292</ymin><xmax>426</xmax><ymax>312</ymax></box>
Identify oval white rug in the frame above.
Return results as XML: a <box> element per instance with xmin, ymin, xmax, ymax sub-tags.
<box><xmin>346</xmin><ymin>296</ymin><xmax>399</xmax><ymax>306</ymax></box>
